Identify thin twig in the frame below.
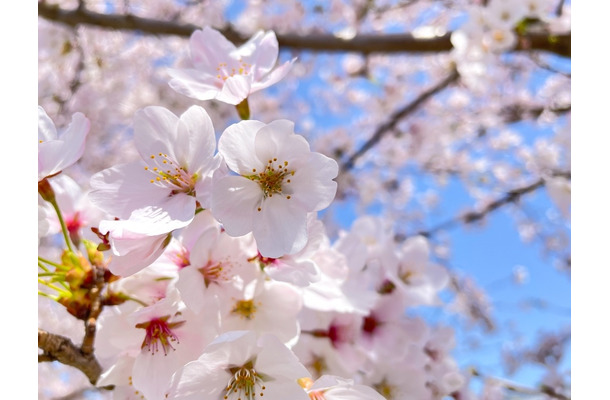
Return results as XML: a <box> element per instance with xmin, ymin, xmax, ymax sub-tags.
<box><xmin>471</xmin><ymin>368</ymin><xmax>570</xmax><ymax>400</ymax></box>
<box><xmin>340</xmin><ymin>67</ymin><xmax>460</xmax><ymax>173</ymax></box>
<box><xmin>416</xmin><ymin>171</ymin><xmax>570</xmax><ymax>238</ymax></box>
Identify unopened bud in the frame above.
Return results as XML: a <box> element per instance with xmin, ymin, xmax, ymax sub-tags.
<box><xmin>83</xmin><ymin>239</ymin><xmax>105</xmax><ymax>267</ymax></box>
<box><xmin>38</xmin><ymin>178</ymin><xmax>56</xmax><ymax>203</ymax></box>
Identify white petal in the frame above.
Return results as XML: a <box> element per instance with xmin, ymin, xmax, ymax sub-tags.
<box><xmin>253</xmin><ymin>120</ymin><xmax>309</xmax><ymax>163</ymax></box>
<box><xmin>89</xmin><ymin>162</ymin><xmax>170</xmax><ymax>219</ymax></box>
<box><xmin>255</xmin><ymin>333</ymin><xmax>310</xmax><ymax>379</ymax></box>
<box><xmin>134</xmin><ymin>106</ymin><xmax>179</xmax><ymax>161</ymax></box>
<box><xmin>38</xmin><ymin>106</ymin><xmax>57</xmax><ymax>141</ymax></box>
<box><xmin>133</xmin><ymin>350</ymin><xmax>182</xmax><ymax>400</ymax></box>
<box><xmin>168</xmin><ymin>68</ymin><xmax>222</xmax><ymax>100</ymax></box>
<box><xmin>401</xmin><ymin>235</ymin><xmax>430</xmax><ymax>269</ymax></box>
<box><xmin>189</xmin><ymin>27</ymin><xmax>237</xmax><ymax>70</ymax></box>
<box><xmin>288</xmin><ymin>152</ymin><xmax>338</xmax><ymax>211</ymax></box>
<box><xmin>244</xmin><ymin>31</ymin><xmax>280</xmax><ymax>78</ymax></box>
<box><xmin>218</xmin><ymin>120</ymin><xmax>266</xmax><ymax>174</ymax></box>
<box><xmin>215</xmin><ymin>74</ymin><xmax>252</xmax><ymax>105</ymax></box>
<box><xmin>251</xmin><ymin>58</ymin><xmax>296</xmax><ymax>92</ymax></box>
<box><xmin>55</xmin><ymin>112</ymin><xmax>89</xmax><ymax>167</ymax></box>
<box><xmin>176</xmin><ymin>267</ymin><xmax>207</xmax><ymax>313</ymax></box>
<box><xmin>175</xmin><ymin>105</ymin><xmax>217</xmax><ymax>171</ymax></box>
<box><xmin>104</xmin><ymin>231</ymin><xmax>171</xmax><ymax>277</ymax></box>
<box><xmin>253</xmin><ymin>196</ymin><xmax>307</xmax><ymax>258</ymax></box>
<box><xmin>211</xmin><ymin>175</ymin><xmax>261</xmax><ymax>236</ymax></box>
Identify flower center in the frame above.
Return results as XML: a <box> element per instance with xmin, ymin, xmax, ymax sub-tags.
<box><xmin>200</xmin><ymin>260</ymin><xmax>228</xmax><ymax>287</ymax></box>
<box><xmin>247</xmin><ymin>159</ymin><xmax>295</xmax><ymax>210</ymax></box>
<box><xmin>224</xmin><ymin>361</ymin><xmax>266</xmax><ymax>400</ymax></box>
<box><xmin>299</xmin><ymin>377</ymin><xmax>326</xmax><ymax>400</ymax></box>
<box><xmin>308</xmin><ymin>355</ymin><xmax>328</xmax><ymax>378</ymax></box>
<box><xmin>135</xmin><ymin>315</ymin><xmax>185</xmax><ymax>356</ymax></box>
<box><xmin>400</xmin><ymin>269</ymin><xmax>414</xmax><ymax>284</ymax></box>
<box><xmin>248</xmin><ymin>251</ymin><xmax>279</xmax><ymax>270</ymax></box>
<box><xmin>327</xmin><ymin>322</ymin><xmax>354</xmax><ymax>348</ymax></box>
<box><xmin>144</xmin><ymin>152</ymin><xmax>198</xmax><ymax>196</ymax></box>
<box><xmin>492</xmin><ymin>30</ymin><xmax>506</xmax><ymax>43</ymax></box>
<box><xmin>231</xmin><ymin>299</ymin><xmax>258</xmax><ymax>320</ymax></box>
<box><xmin>168</xmin><ymin>247</ymin><xmax>191</xmax><ymax>269</ymax></box>
<box><xmin>362</xmin><ymin>313</ymin><xmax>381</xmax><ymax>336</ymax></box>
<box><xmin>216</xmin><ymin>59</ymin><xmax>252</xmax><ymax>83</ymax></box>
<box><xmin>374</xmin><ymin>379</ymin><xmax>396</xmax><ymax>399</ymax></box>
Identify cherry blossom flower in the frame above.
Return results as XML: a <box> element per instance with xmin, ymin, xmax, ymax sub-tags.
<box><xmin>38</xmin><ymin>106</ymin><xmax>90</xmax><ymax>181</ymax></box>
<box><xmin>97</xmin><ymin>206</ymin><xmax>184</xmax><ymax>277</ymax></box>
<box><xmin>167</xmin><ymin>330</ymin><xmax>311</xmax><ymax>400</ymax></box>
<box><xmin>362</xmin><ymin>359</ymin><xmax>430</xmax><ymax>400</ymax></box>
<box><xmin>211</xmin><ymin>119</ymin><xmax>338</xmax><ymax>258</ymax></box>
<box><xmin>168</xmin><ymin>27</ymin><xmax>295</xmax><ymax>105</ymax></box>
<box><xmin>96</xmin><ymin>287</ymin><xmax>217</xmax><ymax>400</ymax></box>
<box><xmin>486</xmin><ymin>0</ymin><xmax>527</xmax><ymax>28</ymax></box>
<box><xmin>358</xmin><ymin>292</ymin><xmax>429</xmax><ymax>363</ymax></box>
<box><xmin>89</xmin><ymin>105</ymin><xmax>221</xmax><ymax>233</ymax></box>
<box><xmin>218</xmin><ymin>278</ymin><xmax>303</xmax><ymax>345</ymax></box>
<box><xmin>254</xmin><ymin>215</ymin><xmax>325</xmax><ymax>287</ymax></box>
<box><xmin>174</xmin><ymin>215</ymin><xmax>258</xmax><ymax>314</ymax></box>
<box><xmin>545</xmin><ymin>176</ymin><xmax>571</xmax><ymax>218</ymax></box>
<box><xmin>297</xmin><ymin>310</ymin><xmax>369</xmax><ymax>377</ymax></box>
<box><xmin>386</xmin><ymin>235</ymin><xmax>449</xmax><ymax>306</ymax></box>
<box><xmin>300</xmin><ymin>375</ymin><xmax>386</xmax><ymax>400</ymax></box>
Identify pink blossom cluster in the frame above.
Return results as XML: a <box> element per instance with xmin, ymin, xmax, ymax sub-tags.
<box><xmin>37</xmin><ymin>26</ymin><xmax>467</xmax><ymax>400</ymax></box>
<box><xmin>38</xmin><ymin>1</ymin><xmax>571</xmax><ymax>397</ymax></box>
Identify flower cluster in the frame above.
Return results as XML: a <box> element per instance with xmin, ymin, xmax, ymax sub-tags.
<box><xmin>39</xmin><ymin>26</ymin><xmax>466</xmax><ymax>400</ymax></box>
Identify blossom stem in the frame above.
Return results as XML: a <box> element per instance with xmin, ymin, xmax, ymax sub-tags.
<box><xmin>38</xmin><ymin>262</ymin><xmax>70</xmax><ymax>290</ymax></box>
<box><xmin>38</xmin><ymin>291</ymin><xmax>59</xmax><ymax>301</ymax></box>
<box><xmin>38</xmin><ymin>278</ymin><xmax>71</xmax><ymax>296</ymax></box>
<box><xmin>48</xmin><ymin>197</ymin><xmax>75</xmax><ymax>253</ymax></box>
<box><xmin>236</xmin><ymin>98</ymin><xmax>250</xmax><ymax>120</ymax></box>
<box><xmin>38</xmin><ymin>256</ymin><xmax>70</xmax><ymax>271</ymax></box>
<box><xmin>38</xmin><ymin>272</ymin><xmax>66</xmax><ymax>278</ymax></box>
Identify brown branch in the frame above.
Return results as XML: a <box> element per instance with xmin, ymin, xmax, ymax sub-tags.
<box><xmin>38</xmin><ymin>2</ymin><xmax>570</xmax><ymax>57</ymax></box>
<box><xmin>417</xmin><ymin>171</ymin><xmax>570</xmax><ymax>238</ymax></box>
<box><xmin>449</xmin><ymin>274</ymin><xmax>495</xmax><ymax>332</ymax></box>
<box><xmin>81</xmin><ymin>267</ymin><xmax>107</xmax><ymax>355</ymax></box>
<box><xmin>470</xmin><ymin>368</ymin><xmax>570</xmax><ymax>400</ymax></box>
<box><xmin>38</xmin><ymin>329</ymin><xmax>103</xmax><ymax>385</ymax></box>
<box><xmin>500</xmin><ymin>104</ymin><xmax>571</xmax><ymax>123</ymax></box>
<box><xmin>340</xmin><ymin>67</ymin><xmax>460</xmax><ymax>173</ymax></box>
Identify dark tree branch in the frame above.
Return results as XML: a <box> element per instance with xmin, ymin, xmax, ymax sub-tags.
<box><xmin>38</xmin><ymin>2</ymin><xmax>571</xmax><ymax>57</ymax></box>
<box><xmin>499</xmin><ymin>104</ymin><xmax>571</xmax><ymax>123</ymax></box>
<box><xmin>470</xmin><ymin>368</ymin><xmax>570</xmax><ymax>400</ymax></box>
<box><xmin>38</xmin><ymin>329</ymin><xmax>102</xmax><ymax>385</ymax></box>
<box><xmin>449</xmin><ymin>274</ymin><xmax>495</xmax><ymax>332</ymax></box>
<box><xmin>81</xmin><ymin>267</ymin><xmax>106</xmax><ymax>355</ymax></box>
<box><xmin>339</xmin><ymin>67</ymin><xmax>460</xmax><ymax>173</ymax></box>
<box><xmin>417</xmin><ymin>171</ymin><xmax>570</xmax><ymax>238</ymax></box>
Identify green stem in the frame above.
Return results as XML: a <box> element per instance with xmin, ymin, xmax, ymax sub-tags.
<box><xmin>38</xmin><ymin>262</ymin><xmax>51</xmax><ymax>273</ymax></box>
<box><xmin>38</xmin><ymin>257</ymin><xmax>69</xmax><ymax>271</ymax></box>
<box><xmin>38</xmin><ymin>278</ymin><xmax>71</xmax><ymax>296</ymax></box>
<box><xmin>49</xmin><ymin>197</ymin><xmax>74</xmax><ymax>253</ymax></box>
<box><xmin>38</xmin><ymin>272</ymin><xmax>65</xmax><ymax>278</ymax></box>
<box><xmin>38</xmin><ymin>291</ymin><xmax>59</xmax><ymax>300</ymax></box>
<box><xmin>235</xmin><ymin>98</ymin><xmax>250</xmax><ymax>120</ymax></box>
